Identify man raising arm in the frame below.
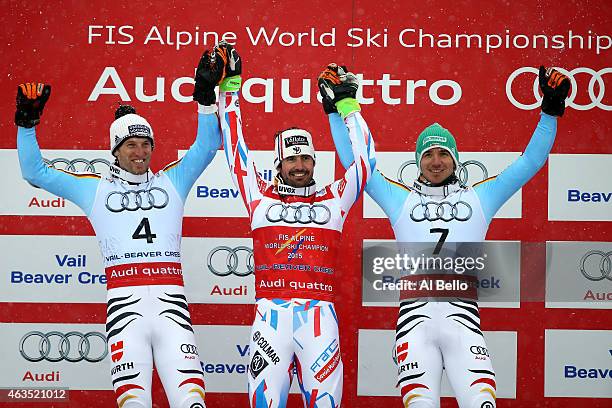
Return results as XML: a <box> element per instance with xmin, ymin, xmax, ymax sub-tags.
<box><xmin>327</xmin><ymin>66</ymin><xmax>570</xmax><ymax>407</ymax></box>
<box><xmin>208</xmin><ymin>43</ymin><xmax>375</xmax><ymax>408</ymax></box>
<box><xmin>16</xmin><ymin>52</ymin><xmax>223</xmax><ymax>407</ymax></box>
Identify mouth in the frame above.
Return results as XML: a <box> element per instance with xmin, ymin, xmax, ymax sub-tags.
<box><xmin>290</xmin><ymin>172</ymin><xmax>308</xmax><ymax>178</ymax></box>
<box><xmin>133</xmin><ymin>159</ymin><xmax>146</xmax><ymax>164</ymax></box>
<box><xmin>428</xmin><ymin>169</ymin><xmax>446</xmax><ymax>174</ymax></box>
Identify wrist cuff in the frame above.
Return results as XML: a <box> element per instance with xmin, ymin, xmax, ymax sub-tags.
<box><xmin>220</xmin><ymin>75</ymin><xmax>242</xmax><ymax>92</ymax></box>
<box><xmin>198</xmin><ymin>103</ymin><xmax>218</xmax><ymax>114</ymax></box>
<box><xmin>335</xmin><ymin>98</ymin><xmax>361</xmax><ymax>119</ymax></box>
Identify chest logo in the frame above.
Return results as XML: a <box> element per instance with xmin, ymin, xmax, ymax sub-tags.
<box><xmin>105</xmin><ymin>187</ymin><xmax>169</xmax><ymax>213</ymax></box>
<box><xmin>265</xmin><ymin>203</ymin><xmax>331</xmax><ymax>225</ymax></box>
<box><xmin>410</xmin><ymin>201</ymin><xmax>473</xmax><ymax>222</ymax></box>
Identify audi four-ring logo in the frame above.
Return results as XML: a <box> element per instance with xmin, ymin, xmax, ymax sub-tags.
<box><xmin>397</xmin><ymin>160</ymin><xmax>488</xmax><ymax>186</ymax></box>
<box><xmin>470</xmin><ymin>346</ymin><xmax>490</xmax><ymax>357</ymax></box>
<box><xmin>44</xmin><ymin>157</ymin><xmax>111</xmax><ymax>173</ymax></box>
<box><xmin>180</xmin><ymin>344</ymin><xmax>199</xmax><ymax>355</ymax></box>
<box><xmin>265</xmin><ymin>203</ymin><xmax>332</xmax><ymax>225</ymax></box>
<box><xmin>506</xmin><ymin>67</ymin><xmax>611</xmax><ymax>111</ymax></box>
<box><xmin>28</xmin><ymin>157</ymin><xmax>110</xmax><ymax>189</ymax></box>
<box><xmin>105</xmin><ymin>187</ymin><xmax>169</xmax><ymax>212</ymax></box>
<box><xmin>579</xmin><ymin>250</ymin><xmax>612</xmax><ymax>281</ymax></box>
<box><xmin>207</xmin><ymin>246</ymin><xmax>254</xmax><ymax>276</ymax></box>
<box><xmin>410</xmin><ymin>201</ymin><xmax>473</xmax><ymax>222</ymax></box>
<box><xmin>20</xmin><ymin>331</ymin><xmax>108</xmax><ymax>362</ymax></box>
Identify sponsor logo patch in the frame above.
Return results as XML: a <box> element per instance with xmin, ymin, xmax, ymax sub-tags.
<box><xmin>284</xmin><ymin>135</ymin><xmax>308</xmax><ymax>147</ymax></box>
<box><xmin>249</xmin><ymin>350</ymin><xmax>269</xmax><ymax>379</ymax></box>
<box><xmin>127</xmin><ymin>124</ymin><xmax>151</xmax><ymax>137</ymax></box>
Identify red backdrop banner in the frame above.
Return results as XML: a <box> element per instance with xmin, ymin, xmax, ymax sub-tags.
<box><xmin>1</xmin><ymin>1</ymin><xmax>611</xmax><ymax>407</ymax></box>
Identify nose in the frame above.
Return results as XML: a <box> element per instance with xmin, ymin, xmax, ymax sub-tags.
<box><xmin>295</xmin><ymin>157</ymin><xmax>308</xmax><ymax>168</ymax></box>
<box><xmin>134</xmin><ymin>145</ymin><xmax>148</xmax><ymax>157</ymax></box>
<box><xmin>429</xmin><ymin>153</ymin><xmax>443</xmax><ymax>166</ymax></box>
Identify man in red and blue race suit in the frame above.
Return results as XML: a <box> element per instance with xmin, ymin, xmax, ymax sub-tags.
<box><xmin>205</xmin><ymin>42</ymin><xmax>376</xmax><ymax>407</ymax></box>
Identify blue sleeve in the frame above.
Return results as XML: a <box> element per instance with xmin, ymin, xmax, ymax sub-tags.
<box><xmin>474</xmin><ymin>113</ymin><xmax>557</xmax><ymax>223</ymax></box>
<box><xmin>328</xmin><ymin>112</ymin><xmax>409</xmax><ymax>225</ymax></box>
<box><xmin>163</xmin><ymin>112</ymin><xmax>221</xmax><ymax>202</ymax></box>
<box><xmin>329</xmin><ymin>113</ymin><xmax>354</xmax><ymax>168</ymax></box>
<box><xmin>17</xmin><ymin>126</ymin><xmax>99</xmax><ymax>216</ymax></box>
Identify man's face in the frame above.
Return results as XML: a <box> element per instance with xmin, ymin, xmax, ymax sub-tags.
<box><xmin>114</xmin><ymin>137</ymin><xmax>153</xmax><ymax>175</ymax></box>
<box><xmin>419</xmin><ymin>147</ymin><xmax>455</xmax><ymax>184</ymax></box>
<box><xmin>279</xmin><ymin>155</ymin><xmax>314</xmax><ymax>187</ymax></box>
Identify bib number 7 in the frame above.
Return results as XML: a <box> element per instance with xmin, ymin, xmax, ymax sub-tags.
<box><xmin>430</xmin><ymin>228</ymin><xmax>448</xmax><ymax>254</ymax></box>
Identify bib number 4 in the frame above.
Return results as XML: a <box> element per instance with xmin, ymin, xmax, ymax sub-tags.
<box><xmin>132</xmin><ymin>218</ymin><xmax>157</xmax><ymax>243</ymax></box>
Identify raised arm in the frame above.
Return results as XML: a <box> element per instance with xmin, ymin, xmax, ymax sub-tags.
<box><xmin>474</xmin><ymin>66</ymin><xmax>570</xmax><ymax>222</ymax></box>
<box><xmin>211</xmin><ymin>43</ymin><xmax>265</xmax><ymax>216</ymax></box>
<box><xmin>474</xmin><ymin>113</ymin><xmax>557</xmax><ymax>222</ymax></box>
<box><xmin>16</xmin><ymin>83</ymin><xmax>98</xmax><ymax>215</ymax></box>
<box><xmin>333</xmin><ymin>111</ymin><xmax>376</xmax><ymax>215</ymax></box>
<box><xmin>163</xmin><ymin>49</ymin><xmax>227</xmax><ymax>202</ymax></box>
<box><xmin>163</xmin><ymin>107</ymin><xmax>221</xmax><ymax>202</ymax></box>
<box><xmin>322</xmin><ymin>69</ymin><xmax>410</xmax><ymax>224</ymax></box>
<box><xmin>220</xmin><ymin>90</ymin><xmax>262</xmax><ymax>212</ymax></box>
<box><xmin>318</xmin><ymin>65</ymin><xmax>376</xmax><ymax>214</ymax></box>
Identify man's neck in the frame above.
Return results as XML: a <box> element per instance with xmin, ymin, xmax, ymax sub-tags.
<box><xmin>109</xmin><ymin>164</ymin><xmax>153</xmax><ymax>184</ymax></box>
<box><xmin>274</xmin><ymin>176</ymin><xmax>317</xmax><ymax>197</ymax></box>
<box><xmin>413</xmin><ymin>177</ymin><xmax>462</xmax><ymax>197</ymax></box>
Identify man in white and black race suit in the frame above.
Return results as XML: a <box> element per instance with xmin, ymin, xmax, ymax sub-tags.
<box><xmin>329</xmin><ymin>66</ymin><xmax>570</xmax><ymax>407</ymax></box>
<box><xmin>15</xmin><ymin>51</ymin><xmax>226</xmax><ymax>408</ymax></box>
<box><xmin>206</xmin><ymin>42</ymin><xmax>376</xmax><ymax>407</ymax></box>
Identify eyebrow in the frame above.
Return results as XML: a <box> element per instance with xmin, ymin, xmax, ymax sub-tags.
<box><xmin>127</xmin><ymin>140</ymin><xmax>151</xmax><ymax>145</ymax></box>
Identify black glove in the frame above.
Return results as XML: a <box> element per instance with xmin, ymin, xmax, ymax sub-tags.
<box><xmin>215</xmin><ymin>41</ymin><xmax>242</xmax><ymax>92</ymax></box>
<box><xmin>317</xmin><ymin>66</ymin><xmax>338</xmax><ymax>114</ymax></box>
<box><xmin>215</xmin><ymin>41</ymin><xmax>242</xmax><ymax>77</ymax></box>
<box><xmin>15</xmin><ymin>83</ymin><xmax>51</xmax><ymax>128</ymax></box>
<box><xmin>193</xmin><ymin>49</ymin><xmax>226</xmax><ymax>105</ymax></box>
<box><xmin>539</xmin><ymin>66</ymin><xmax>570</xmax><ymax>117</ymax></box>
<box><xmin>318</xmin><ymin>64</ymin><xmax>358</xmax><ymax>114</ymax></box>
